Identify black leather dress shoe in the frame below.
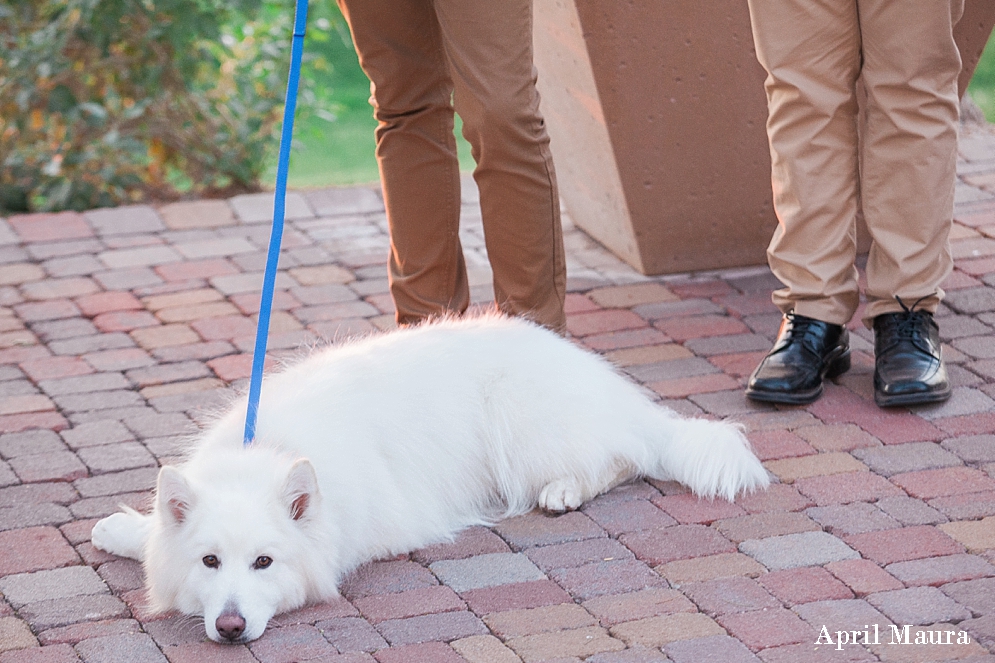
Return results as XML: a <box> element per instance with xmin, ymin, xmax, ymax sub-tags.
<box><xmin>873</xmin><ymin>300</ymin><xmax>950</xmax><ymax>407</ymax></box>
<box><xmin>746</xmin><ymin>312</ymin><xmax>850</xmax><ymax>405</ymax></box>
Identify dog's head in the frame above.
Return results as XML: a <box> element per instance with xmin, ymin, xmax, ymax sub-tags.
<box><xmin>144</xmin><ymin>448</ymin><xmax>333</xmax><ymax>643</ymax></box>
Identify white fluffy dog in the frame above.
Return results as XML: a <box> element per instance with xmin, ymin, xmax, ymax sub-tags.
<box><xmin>91</xmin><ymin>314</ymin><xmax>768</xmax><ymax>643</ymax></box>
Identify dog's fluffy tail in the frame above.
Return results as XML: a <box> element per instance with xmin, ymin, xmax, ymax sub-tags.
<box><xmin>646</xmin><ymin>412</ymin><xmax>770</xmax><ymax>501</ymax></box>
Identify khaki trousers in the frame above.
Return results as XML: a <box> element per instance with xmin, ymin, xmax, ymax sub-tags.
<box><xmin>337</xmin><ymin>0</ymin><xmax>567</xmax><ymax>332</ymax></box>
<box><xmin>747</xmin><ymin>0</ymin><xmax>963</xmax><ymax>327</ymax></box>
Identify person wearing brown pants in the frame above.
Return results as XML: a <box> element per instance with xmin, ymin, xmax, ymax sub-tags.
<box><xmin>336</xmin><ymin>0</ymin><xmax>566</xmax><ymax>333</ymax></box>
<box><xmin>744</xmin><ymin>0</ymin><xmax>962</xmax><ymax>407</ymax></box>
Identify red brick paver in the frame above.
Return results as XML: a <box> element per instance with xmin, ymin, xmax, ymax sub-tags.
<box><xmin>846</xmin><ymin>525</ymin><xmax>965</xmax><ymax>565</ymax></box>
<box><xmin>1</xmin><ymin>162</ymin><xmax>994</xmax><ymax>662</ymax></box>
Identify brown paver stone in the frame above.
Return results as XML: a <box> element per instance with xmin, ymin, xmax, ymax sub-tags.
<box><xmin>765</xmin><ymin>452</ymin><xmax>868</xmax><ymax>483</ymax></box>
<box><xmin>450</xmin><ymin>635</ymin><xmax>521</xmax><ymax>663</ymax></box>
<box><xmin>158</xmin><ymin>200</ymin><xmax>234</xmax><ymax>230</ymax></box>
<box><xmin>654</xmin><ymin>552</ymin><xmax>767</xmax><ymax>584</ymax></box>
<box><xmin>939</xmin><ymin>516</ymin><xmax>995</xmax><ymax>553</ymax></box>
<box><xmin>8</xmin><ymin>213</ymin><xmax>93</xmax><ymax>243</ymax></box>
<box><xmin>483</xmin><ymin>604</ymin><xmax>595</xmax><ymax>639</ymax></box>
<box><xmin>603</xmin><ymin>344</ymin><xmax>692</xmax><ymax>367</ymax></box>
<box><xmin>581</xmin><ymin>328</ymin><xmax>671</xmax><ymax>352</ymax></box>
<box><xmin>505</xmin><ymin>626</ymin><xmax>624</xmax><ymax>662</ymax></box>
<box><xmin>588</xmin><ymin>283</ymin><xmax>677</xmax><ymax>308</ymax></box>
<box><xmin>289</xmin><ymin>265</ymin><xmax>354</xmax><ymax>286</ymax></box>
<box><xmin>609</xmin><ymin>613</ymin><xmax>724</xmax><ymax>648</ymax></box>
<box><xmin>794</xmin><ymin>423</ymin><xmax>882</xmax><ymax>453</ymax></box>
<box><xmin>566</xmin><ymin>310</ymin><xmax>648</xmax><ymax>338</ymax></box>
<box><xmin>582</xmin><ymin>587</ymin><xmax>696</xmax><ymax>628</ymax></box>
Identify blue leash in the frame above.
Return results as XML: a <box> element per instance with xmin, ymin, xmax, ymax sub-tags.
<box><xmin>243</xmin><ymin>0</ymin><xmax>309</xmax><ymax>446</ymax></box>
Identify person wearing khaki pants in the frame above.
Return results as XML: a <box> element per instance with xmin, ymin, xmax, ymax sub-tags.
<box><xmin>745</xmin><ymin>0</ymin><xmax>962</xmax><ymax>407</ymax></box>
<box><xmin>336</xmin><ymin>0</ymin><xmax>566</xmax><ymax>333</ymax></box>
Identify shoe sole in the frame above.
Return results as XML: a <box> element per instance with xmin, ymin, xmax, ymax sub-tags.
<box><xmin>874</xmin><ymin>387</ymin><xmax>952</xmax><ymax>408</ymax></box>
<box><xmin>746</xmin><ymin>350</ymin><xmax>851</xmax><ymax>405</ymax></box>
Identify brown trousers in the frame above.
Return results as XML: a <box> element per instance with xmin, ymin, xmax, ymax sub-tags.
<box><xmin>747</xmin><ymin>0</ymin><xmax>963</xmax><ymax>326</ymax></box>
<box><xmin>337</xmin><ymin>0</ymin><xmax>567</xmax><ymax>332</ymax></box>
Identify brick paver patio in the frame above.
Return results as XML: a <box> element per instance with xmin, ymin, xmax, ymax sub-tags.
<box><xmin>2</xmin><ymin>125</ymin><xmax>995</xmax><ymax>663</ymax></box>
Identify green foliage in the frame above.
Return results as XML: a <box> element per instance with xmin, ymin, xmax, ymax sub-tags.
<box><xmin>0</xmin><ymin>0</ymin><xmax>333</xmax><ymax>213</ymax></box>
<box><xmin>262</xmin><ymin>1</ymin><xmax>381</xmax><ymax>187</ymax></box>
<box><xmin>969</xmin><ymin>30</ymin><xmax>995</xmax><ymax>122</ymax></box>
<box><xmin>264</xmin><ymin>1</ymin><xmax>476</xmax><ymax>189</ymax></box>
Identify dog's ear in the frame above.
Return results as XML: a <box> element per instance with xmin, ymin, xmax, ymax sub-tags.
<box><xmin>282</xmin><ymin>458</ymin><xmax>319</xmax><ymax>522</ymax></box>
<box><xmin>157</xmin><ymin>466</ymin><xmax>194</xmax><ymax>524</ymax></box>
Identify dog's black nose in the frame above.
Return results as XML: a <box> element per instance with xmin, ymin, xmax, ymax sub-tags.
<box><xmin>215</xmin><ymin>612</ymin><xmax>246</xmax><ymax>641</ymax></box>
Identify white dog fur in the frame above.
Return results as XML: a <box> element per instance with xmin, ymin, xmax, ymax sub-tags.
<box><xmin>91</xmin><ymin>314</ymin><xmax>769</xmax><ymax>643</ymax></box>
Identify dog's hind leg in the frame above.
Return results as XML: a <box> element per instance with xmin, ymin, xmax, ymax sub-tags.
<box><xmin>538</xmin><ymin>461</ymin><xmax>638</xmax><ymax>514</ymax></box>
<box><xmin>91</xmin><ymin>508</ymin><xmax>153</xmax><ymax>561</ymax></box>
<box><xmin>538</xmin><ymin>478</ymin><xmax>584</xmax><ymax>513</ymax></box>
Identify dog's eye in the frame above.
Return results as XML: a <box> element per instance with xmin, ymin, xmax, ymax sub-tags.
<box><xmin>202</xmin><ymin>555</ymin><xmax>220</xmax><ymax>569</ymax></box>
<box><xmin>253</xmin><ymin>556</ymin><xmax>273</xmax><ymax>570</ymax></box>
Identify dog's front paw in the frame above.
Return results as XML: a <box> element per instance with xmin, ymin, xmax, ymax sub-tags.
<box><xmin>91</xmin><ymin>511</ymin><xmax>150</xmax><ymax>561</ymax></box>
<box><xmin>538</xmin><ymin>478</ymin><xmax>583</xmax><ymax>513</ymax></box>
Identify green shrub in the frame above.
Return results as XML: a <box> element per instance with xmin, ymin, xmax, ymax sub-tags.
<box><xmin>969</xmin><ymin>30</ymin><xmax>995</xmax><ymax>123</ymax></box>
<box><xmin>0</xmin><ymin>0</ymin><xmax>329</xmax><ymax>213</ymax></box>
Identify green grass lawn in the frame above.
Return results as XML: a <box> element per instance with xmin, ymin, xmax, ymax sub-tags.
<box><xmin>969</xmin><ymin>30</ymin><xmax>995</xmax><ymax>122</ymax></box>
<box><xmin>262</xmin><ymin>4</ymin><xmax>473</xmax><ymax>189</ymax></box>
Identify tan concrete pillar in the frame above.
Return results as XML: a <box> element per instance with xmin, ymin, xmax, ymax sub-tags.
<box><xmin>534</xmin><ymin>0</ymin><xmax>995</xmax><ymax>276</ymax></box>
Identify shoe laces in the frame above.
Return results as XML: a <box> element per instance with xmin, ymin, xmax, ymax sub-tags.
<box><xmin>783</xmin><ymin>312</ymin><xmax>828</xmax><ymax>353</ymax></box>
<box><xmin>786</xmin><ymin>311</ymin><xmax>818</xmax><ymax>336</ymax></box>
<box><xmin>890</xmin><ymin>295</ymin><xmax>932</xmax><ymax>340</ymax></box>
<box><xmin>879</xmin><ymin>296</ymin><xmax>936</xmax><ymax>355</ymax></box>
